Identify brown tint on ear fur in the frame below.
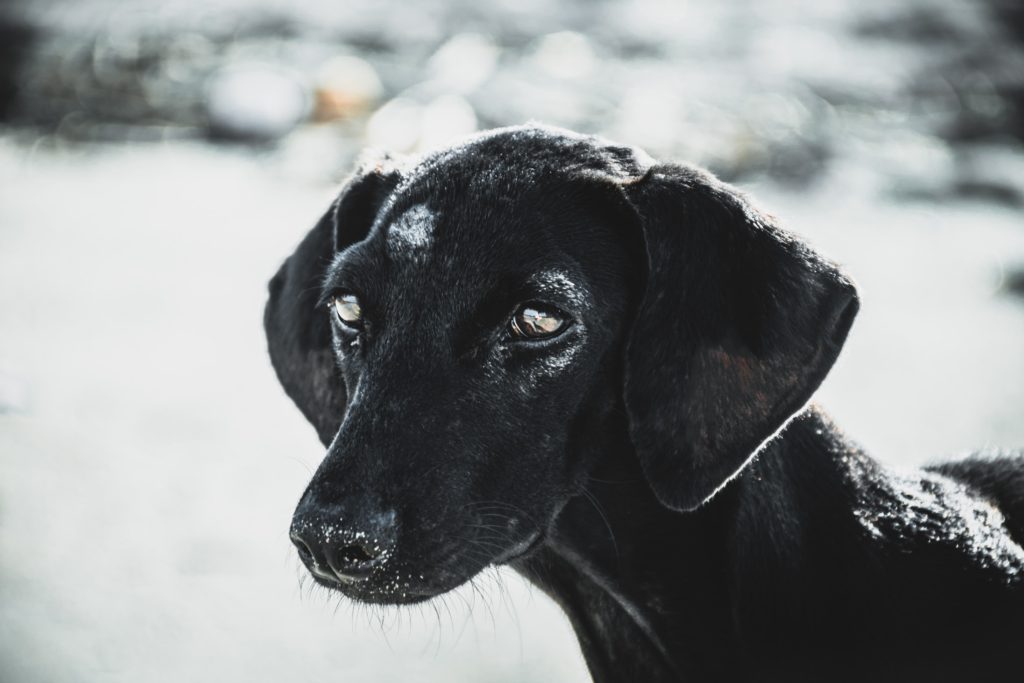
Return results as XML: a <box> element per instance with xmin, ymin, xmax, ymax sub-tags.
<box><xmin>264</xmin><ymin>158</ymin><xmax>403</xmax><ymax>445</ymax></box>
<box><xmin>619</xmin><ymin>162</ymin><xmax>858</xmax><ymax>512</ymax></box>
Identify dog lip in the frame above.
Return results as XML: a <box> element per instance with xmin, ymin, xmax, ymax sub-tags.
<box><xmin>331</xmin><ymin>571</ymin><xmax>365</xmax><ymax>584</ymax></box>
<box><xmin>494</xmin><ymin>529</ymin><xmax>545</xmax><ymax>564</ymax></box>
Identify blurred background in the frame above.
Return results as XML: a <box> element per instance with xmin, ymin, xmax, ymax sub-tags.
<box><xmin>1</xmin><ymin>0</ymin><xmax>1023</xmax><ymax>681</ymax></box>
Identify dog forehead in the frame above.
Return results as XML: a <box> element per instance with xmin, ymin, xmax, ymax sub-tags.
<box><xmin>368</xmin><ymin>195</ymin><xmax>581</xmax><ymax>320</ymax></box>
<box><xmin>375</xmin><ymin>125</ymin><xmax>628</xmax><ymax>243</ymax></box>
<box><xmin>364</xmin><ymin>128</ymin><xmax>637</xmax><ymax>302</ymax></box>
<box><xmin>380</xmin><ymin>179</ymin><xmax>557</xmax><ymax>263</ymax></box>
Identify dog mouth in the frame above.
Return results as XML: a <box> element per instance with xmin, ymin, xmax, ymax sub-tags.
<box><xmin>301</xmin><ymin>529</ymin><xmax>546</xmax><ymax>605</ymax></box>
<box><xmin>308</xmin><ymin>574</ymin><xmax>442</xmax><ymax>605</ymax></box>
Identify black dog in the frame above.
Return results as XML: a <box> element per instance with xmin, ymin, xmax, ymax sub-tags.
<box><xmin>265</xmin><ymin>125</ymin><xmax>1024</xmax><ymax>682</ymax></box>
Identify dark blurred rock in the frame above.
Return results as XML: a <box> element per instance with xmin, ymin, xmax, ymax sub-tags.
<box><xmin>1004</xmin><ymin>266</ymin><xmax>1024</xmax><ymax>299</ymax></box>
<box><xmin>941</xmin><ymin>60</ymin><xmax>1024</xmax><ymax>144</ymax></box>
<box><xmin>0</xmin><ymin>4</ymin><xmax>36</xmax><ymax>121</ymax></box>
<box><xmin>954</xmin><ymin>143</ymin><xmax>1024</xmax><ymax>207</ymax></box>
<box><xmin>951</xmin><ymin>179</ymin><xmax>1023</xmax><ymax>207</ymax></box>
<box><xmin>855</xmin><ymin>7</ymin><xmax>978</xmax><ymax>44</ymax></box>
<box><xmin>888</xmin><ymin>141</ymin><xmax>1024</xmax><ymax>208</ymax></box>
<box><xmin>991</xmin><ymin>0</ymin><xmax>1024</xmax><ymax>42</ymax></box>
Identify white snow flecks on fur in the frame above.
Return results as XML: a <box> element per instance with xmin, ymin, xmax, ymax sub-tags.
<box><xmin>529</xmin><ymin>345</ymin><xmax>582</xmax><ymax>385</ymax></box>
<box><xmin>529</xmin><ymin>269</ymin><xmax>588</xmax><ymax>309</ymax></box>
<box><xmin>852</xmin><ymin>467</ymin><xmax>1024</xmax><ymax>578</ymax></box>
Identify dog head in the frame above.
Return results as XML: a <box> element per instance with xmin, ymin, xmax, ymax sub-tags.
<box><xmin>265</xmin><ymin>125</ymin><xmax>857</xmax><ymax>603</ymax></box>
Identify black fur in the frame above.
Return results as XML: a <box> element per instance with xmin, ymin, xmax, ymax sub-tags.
<box><xmin>264</xmin><ymin>125</ymin><xmax>1024</xmax><ymax>682</ymax></box>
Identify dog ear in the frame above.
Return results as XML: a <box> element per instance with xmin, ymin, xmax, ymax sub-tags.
<box><xmin>264</xmin><ymin>157</ymin><xmax>402</xmax><ymax>445</ymax></box>
<box><xmin>620</xmin><ymin>163</ymin><xmax>858</xmax><ymax>511</ymax></box>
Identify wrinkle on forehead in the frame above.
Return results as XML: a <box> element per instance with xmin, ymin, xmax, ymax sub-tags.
<box><xmin>386</xmin><ymin>204</ymin><xmax>437</xmax><ymax>255</ymax></box>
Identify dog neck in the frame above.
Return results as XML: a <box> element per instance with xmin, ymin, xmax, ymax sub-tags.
<box><xmin>513</xmin><ymin>405</ymin><xmax>849</xmax><ymax>682</ymax></box>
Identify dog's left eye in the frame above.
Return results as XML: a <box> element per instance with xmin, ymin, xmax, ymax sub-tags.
<box><xmin>332</xmin><ymin>293</ymin><xmax>363</xmax><ymax>327</ymax></box>
<box><xmin>510</xmin><ymin>304</ymin><xmax>568</xmax><ymax>339</ymax></box>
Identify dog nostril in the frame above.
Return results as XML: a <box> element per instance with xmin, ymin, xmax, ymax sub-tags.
<box><xmin>296</xmin><ymin>541</ymin><xmax>314</xmax><ymax>563</ymax></box>
<box><xmin>327</xmin><ymin>539</ymin><xmax>390</xmax><ymax>580</ymax></box>
<box><xmin>337</xmin><ymin>543</ymin><xmax>376</xmax><ymax>566</ymax></box>
<box><xmin>290</xmin><ymin>532</ymin><xmax>316</xmax><ymax>564</ymax></box>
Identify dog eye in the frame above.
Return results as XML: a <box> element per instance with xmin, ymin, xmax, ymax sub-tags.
<box><xmin>510</xmin><ymin>304</ymin><xmax>567</xmax><ymax>339</ymax></box>
<box><xmin>332</xmin><ymin>293</ymin><xmax>363</xmax><ymax>327</ymax></box>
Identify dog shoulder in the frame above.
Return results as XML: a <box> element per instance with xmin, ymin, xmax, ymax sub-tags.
<box><xmin>926</xmin><ymin>451</ymin><xmax>1024</xmax><ymax>545</ymax></box>
<box><xmin>730</xmin><ymin>412</ymin><xmax>1024</xmax><ymax>675</ymax></box>
<box><xmin>765</xmin><ymin>411</ymin><xmax>1024</xmax><ymax>582</ymax></box>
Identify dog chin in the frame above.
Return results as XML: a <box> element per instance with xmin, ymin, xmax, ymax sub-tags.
<box><xmin>308</xmin><ymin>571</ymin><xmax>457</xmax><ymax>605</ymax></box>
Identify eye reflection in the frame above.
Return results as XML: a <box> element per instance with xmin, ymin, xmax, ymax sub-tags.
<box><xmin>511</xmin><ymin>305</ymin><xmax>567</xmax><ymax>339</ymax></box>
<box><xmin>332</xmin><ymin>293</ymin><xmax>363</xmax><ymax>326</ymax></box>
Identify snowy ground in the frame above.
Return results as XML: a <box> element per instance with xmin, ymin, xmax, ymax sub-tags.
<box><xmin>1</xmin><ymin>0</ymin><xmax>1023</xmax><ymax>681</ymax></box>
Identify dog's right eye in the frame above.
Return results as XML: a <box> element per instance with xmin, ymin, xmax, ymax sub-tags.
<box><xmin>332</xmin><ymin>293</ymin><xmax>363</xmax><ymax>328</ymax></box>
<box><xmin>510</xmin><ymin>304</ymin><xmax>568</xmax><ymax>340</ymax></box>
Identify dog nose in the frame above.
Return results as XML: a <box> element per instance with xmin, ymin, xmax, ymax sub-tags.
<box><xmin>290</xmin><ymin>510</ymin><xmax>397</xmax><ymax>583</ymax></box>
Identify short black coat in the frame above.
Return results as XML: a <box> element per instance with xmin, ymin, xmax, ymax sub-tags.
<box><xmin>265</xmin><ymin>125</ymin><xmax>1024</xmax><ymax>682</ymax></box>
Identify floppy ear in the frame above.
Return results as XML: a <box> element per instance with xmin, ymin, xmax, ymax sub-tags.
<box><xmin>264</xmin><ymin>157</ymin><xmax>402</xmax><ymax>445</ymax></box>
<box><xmin>621</xmin><ymin>163</ymin><xmax>858</xmax><ymax>511</ymax></box>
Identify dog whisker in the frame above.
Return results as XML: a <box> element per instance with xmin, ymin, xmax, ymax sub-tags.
<box><xmin>580</xmin><ymin>485</ymin><xmax>621</xmax><ymax>569</ymax></box>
